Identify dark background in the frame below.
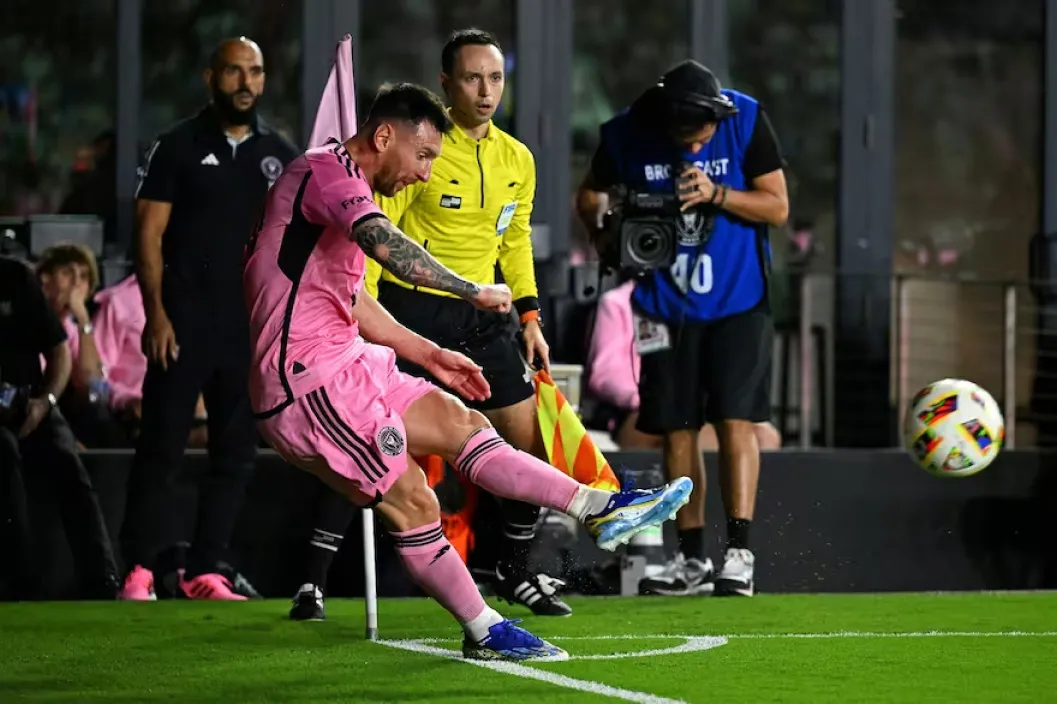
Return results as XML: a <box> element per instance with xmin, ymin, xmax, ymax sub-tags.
<box><xmin>19</xmin><ymin>449</ymin><xmax>1057</xmax><ymax>600</ymax></box>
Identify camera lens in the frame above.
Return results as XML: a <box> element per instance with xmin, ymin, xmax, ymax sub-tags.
<box><xmin>627</xmin><ymin>223</ymin><xmax>675</xmax><ymax>268</ymax></box>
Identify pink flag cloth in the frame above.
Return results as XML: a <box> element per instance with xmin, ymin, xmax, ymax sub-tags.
<box><xmin>308</xmin><ymin>34</ymin><xmax>358</xmax><ymax>149</ymax></box>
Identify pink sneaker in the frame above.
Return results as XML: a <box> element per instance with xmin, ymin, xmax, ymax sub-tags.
<box><xmin>179</xmin><ymin>572</ymin><xmax>247</xmax><ymax>601</ymax></box>
<box><xmin>119</xmin><ymin>565</ymin><xmax>157</xmax><ymax>601</ymax></box>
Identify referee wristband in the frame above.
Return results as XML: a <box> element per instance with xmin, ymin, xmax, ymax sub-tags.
<box><xmin>519</xmin><ymin>310</ymin><xmax>541</xmax><ymax>326</ymax></box>
<box><xmin>514</xmin><ymin>296</ymin><xmax>540</xmax><ymax>316</ymax></box>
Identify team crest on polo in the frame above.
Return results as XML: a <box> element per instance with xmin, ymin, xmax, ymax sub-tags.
<box><xmin>677</xmin><ymin>209</ymin><xmax>709</xmax><ymax>245</ymax></box>
<box><xmin>260</xmin><ymin>156</ymin><xmax>284</xmax><ymax>182</ymax></box>
<box><xmin>377</xmin><ymin>426</ymin><xmax>405</xmax><ymax>457</ymax></box>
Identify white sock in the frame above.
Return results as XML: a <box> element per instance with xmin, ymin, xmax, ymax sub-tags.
<box><xmin>565</xmin><ymin>485</ymin><xmax>614</xmax><ymax>522</ymax></box>
<box><xmin>463</xmin><ymin>605</ymin><xmax>506</xmax><ymax>643</ymax></box>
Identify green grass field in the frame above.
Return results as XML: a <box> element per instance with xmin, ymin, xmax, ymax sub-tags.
<box><xmin>2</xmin><ymin>593</ymin><xmax>1056</xmax><ymax>703</ymax></box>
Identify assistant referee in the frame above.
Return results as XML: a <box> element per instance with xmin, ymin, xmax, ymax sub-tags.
<box><xmin>118</xmin><ymin>37</ymin><xmax>298</xmax><ymax>601</ymax></box>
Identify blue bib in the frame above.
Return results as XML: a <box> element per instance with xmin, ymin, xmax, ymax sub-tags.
<box><xmin>600</xmin><ymin>90</ymin><xmax>769</xmax><ymax>322</ymax></box>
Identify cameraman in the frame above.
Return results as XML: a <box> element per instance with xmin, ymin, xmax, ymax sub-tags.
<box><xmin>0</xmin><ymin>255</ymin><xmax>120</xmax><ymax>599</ymax></box>
<box><xmin>576</xmin><ymin>60</ymin><xmax>788</xmax><ymax>597</ymax></box>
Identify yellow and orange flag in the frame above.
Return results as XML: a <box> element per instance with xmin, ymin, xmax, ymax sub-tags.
<box><xmin>534</xmin><ymin>369</ymin><xmax>621</xmax><ymax>492</ymax></box>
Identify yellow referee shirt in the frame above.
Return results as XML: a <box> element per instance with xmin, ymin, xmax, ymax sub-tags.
<box><xmin>364</xmin><ymin>117</ymin><xmax>538</xmax><ymax>306</ymax></box>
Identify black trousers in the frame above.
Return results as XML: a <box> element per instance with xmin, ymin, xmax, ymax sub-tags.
<box><xmin>59</xmin><ymin>391</ymin><xmax>132</xmax><ymax>449</ymax></box>
<box><xmin>0</xmin><ymin>410</ymin><xmax>119</xmax><ymax>598</ymax></box>
<box><xmin>119</xmin><ymin>332</ymin><xmax>257</xmax><ymax>575</ymax></box>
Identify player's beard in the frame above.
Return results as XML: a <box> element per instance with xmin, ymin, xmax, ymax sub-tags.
<box><xmin>211</xmin><ymin>84</ymin><xmax>258</xmax><ymax>126</ymax></box>
<box><xmin>376</xmin><ymin>163</ymin><xmax>403</xmax><ymax>197</ymax></box>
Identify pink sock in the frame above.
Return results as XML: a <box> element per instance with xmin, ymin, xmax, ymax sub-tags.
<box><xmin>455</xmin><ymin>428</ymin><xmax>580</xmax><ymax>513</ymax></box>
<box><xmin>390</xmin><ymin>521</ymin><xmax>489</xmax><ymax>624</ymax></box>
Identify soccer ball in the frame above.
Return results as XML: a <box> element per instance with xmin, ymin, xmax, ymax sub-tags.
<box><xmin>902</xmin><ymin>378</ymin><xmax>1005</xmax><ymax>478</ymax></box>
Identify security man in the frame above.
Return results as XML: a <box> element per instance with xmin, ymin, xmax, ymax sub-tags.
<box><xmin>118</xmin><ymin>37</ymin><xmax>299</xmax><ymax>601</ymax></box>
<box><xmin>288</xmin><ymin>29</ymin><xmax>567</xmax><ymax>621</ymax></box>
<box><xmin>575</xmin><ymin>60</ymin><xmax>788</xmax><ymax>597</ymax></box>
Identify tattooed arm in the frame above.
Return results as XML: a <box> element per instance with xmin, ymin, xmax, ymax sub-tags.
<box><xmin>352</xmin><ymin>215</ymin><xmax>481</xmax><ymax>299</ymax></box>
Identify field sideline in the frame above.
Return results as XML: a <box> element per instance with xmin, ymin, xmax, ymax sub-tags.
<box><xmin>2</xmin><ymin>592</ymin><xmax>1056</xmax><ymax>702</ymax></box>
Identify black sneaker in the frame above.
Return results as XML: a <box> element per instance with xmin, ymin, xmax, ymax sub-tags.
<box><xmin>638</xmin><ymin>553</ymin><xmax>715</xmax><ymax>596</ymax></box>
<box><xmin>289</xmin><ymin>583</ymin><xmax>326</xmax><ymax>621</ymax></box>
<box><xmin>493</xmin><ymin>565</ymin><xmax>573</xmax><ymax>617</ymax></box>
<box><xmin>217</xmin><ymin>562</ymin><xmax>263</xmax><ymax>599</ymax></box>
<box><xmin>713</xmin><ymin>548</ymin><xmax>755</xmax><ymax>597</ymax></box>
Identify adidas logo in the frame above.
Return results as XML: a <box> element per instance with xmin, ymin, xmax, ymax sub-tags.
<box><xmin>200</xmin><ymin>153</ymin><xmax>220</xmax><ymax>166</ymax></box>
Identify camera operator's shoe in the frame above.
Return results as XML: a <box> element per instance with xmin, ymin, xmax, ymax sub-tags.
<box><xmin>713</xmin><ymin>548</ymin><xmax>755</xmax><ymax>597</ymax></box>
<box><xmin>639</xmin><ymin>553</ymin><xmax>715</xmax><ymax>596</ymax></box>
<box><xmin>493</xmin><ymin>564</ymin><xmax>573</xmax><ymax>617</ymax></box>
<box><xmin>585</xmin><ymin>477</ymin><xmax>693</xmax><ymax>552</ymax></box>
<box><xmin>118</xmin><ymin>565</ymin><xmax>156</xmax><ymax>601</ymax></box>
<box><xmin>289</xmin><ymin>583</ymin><xmax>326</xmax><ymax>621</ymax></box>
<box><xmin>462</xmin><ymin>619</ymin><xmax>568</xmax><ymax>662</ymax></box>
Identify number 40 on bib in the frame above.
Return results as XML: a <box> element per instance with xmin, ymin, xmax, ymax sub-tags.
<box><xmin>670</xmin><ymin>252</ymin><xmax>713</xmax><ymax>294</ymax></box>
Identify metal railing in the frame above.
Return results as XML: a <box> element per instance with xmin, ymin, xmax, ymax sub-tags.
<box><xmin>783</xmin><ymin>272</ymin><xmax>1053</xmax><ymax>449</ymax></box>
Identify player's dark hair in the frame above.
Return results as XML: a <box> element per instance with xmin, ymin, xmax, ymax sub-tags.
<box><xmin>441</xmin><ymin>28</ymin><xmax>502</xmax><ymax>75</ymax></box>
<box><xmin>363</xmin><ymin>82</ymin><xmax>453</xmax><ymax>135</ymax></box>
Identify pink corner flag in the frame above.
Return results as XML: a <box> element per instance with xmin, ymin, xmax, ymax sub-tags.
<box><xmin>308</xmin><ymin>34</ymin><xmax>357</xmax><ymax>149</ymax></box>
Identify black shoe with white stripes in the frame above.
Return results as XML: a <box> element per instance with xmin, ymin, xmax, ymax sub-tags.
<box><xmin>289</xmin><ymin>583</ymin><xmax>326</xmax><ymax>621</ymax></box>
<box><xmin>493</xmin><ymin>564</ymin><xmax>573</xmax><ymax>617</ymax></box>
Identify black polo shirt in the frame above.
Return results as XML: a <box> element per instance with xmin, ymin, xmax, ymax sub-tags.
<box><xmin>0</xmin><ymin>256</ymin><xmax>67</xmax><ymax>392</ymax></box>
<box><xmin>136</xmin><ymin>106</ymin><xmax>299</xmax><ymax>330</ymax></box>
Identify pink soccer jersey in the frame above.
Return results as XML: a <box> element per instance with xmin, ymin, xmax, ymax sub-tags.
<box><xmin>244</xmin><ymin>142</ymin><xmax>384</xmax><ymax>416</ymax></box>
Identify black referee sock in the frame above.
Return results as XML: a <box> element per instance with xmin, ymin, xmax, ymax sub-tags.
<box><xmin>726</xmin><ymin>518</ymin><xmax>752</xmax><ymax>551</ymax></box>
<box><xmin>304</xmin><ymin>489</ymin><xmax>356</xmax><ymax>593</ymax></box>
<box><xmin>677</xmin><ymin>528</ymin><xmax>704</xmax><ymax>561</ymax></box>
<box><xmin>499</xmin><ymin>500</ymin><xmax>541</xmax><ymax>574</ymax></box>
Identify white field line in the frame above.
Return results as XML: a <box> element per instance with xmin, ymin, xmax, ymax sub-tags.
<box><xmin>379</xmin><ymin>637</ymin><xmax>698</xmax><ymax>704</ymax></box>
<box><xmin>377</xmin><ymin>631</ymin><xmax>1057</xmax><ymax>703</ymax></box>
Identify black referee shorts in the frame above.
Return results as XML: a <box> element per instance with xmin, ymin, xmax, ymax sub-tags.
<box><xmin>636</xmin><ymin>306</ymin><xmax>773</xmax><ymax>435</ymax></box>
<box><xmin>376</xmin><ymin>282</ymin><xmax>534</xmax><ymax>411</ymax></box>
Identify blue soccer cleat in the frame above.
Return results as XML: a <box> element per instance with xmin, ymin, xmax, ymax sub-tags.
<box><xmin>585</xmin><ymin>477</ymin><xmax>694</xmax><ymax>552</ymax></box>
<box><xmin>462</xmin><ymin>619</ymin><xmax>569</xmax><ymax>662</ymax></box>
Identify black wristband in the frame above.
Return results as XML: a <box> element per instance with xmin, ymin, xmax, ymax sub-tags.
<box><xmin>514</xmin><ymin>296</ymin><xmax>541</xmax><ymax>316</ymax></box>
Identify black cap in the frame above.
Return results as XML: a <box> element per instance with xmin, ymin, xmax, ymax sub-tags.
<box><xmin>657</xmin><ymin>60</ymin><xmax>738</xmax><ymax>120</ymax></box>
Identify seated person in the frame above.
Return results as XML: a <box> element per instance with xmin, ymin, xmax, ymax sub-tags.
<box><xmin>0</xmin><ymin>254</ymin><xmax>120</xmax><ymax>599</ymax></box>
<box><xmin>586</xmin><ymin>278</ymin><xmax>781</xmax><ymax>451</ymax></box>
<box><xmin>36</xmin><ymin>246</ymin><xmax>208</xmax><ymax>448</ymax></box>
<box><xmin>36</xmin><ymin>244</ymin><xmax>125</xmax><ymax>447</ymax></box>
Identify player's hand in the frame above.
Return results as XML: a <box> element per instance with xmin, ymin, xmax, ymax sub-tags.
<box><xmin>469</xmin><ymin>284</ymin><xmax>512</xmax><ymax>314</ymax></box>
<box><xmin>424</xmin><ymin>348</ymin><xmax>491</xmax><ymax>403</ymax></box>
<box><xmin>18</xmin><ymin>397</ymin><xmax>51</xmax><ymax>438</ymax></box>
<box><xmin>142</xmin><ymin>308</ymin><xmax>179</xmax><ymax>371</ymax></box>
<box><xmin>677</xmin><ymin>164</ymin><xmax>717</xmax><ymax>212</ymax></box>
<box><xmin>522</xmin><ymin>319</ymin><xmax>550</xmax><ymax>372</ymax></box>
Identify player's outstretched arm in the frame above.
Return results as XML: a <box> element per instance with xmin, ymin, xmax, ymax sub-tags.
<box><xmin>352</xmin><ymin>217</ymin><xmax>512</xmax><ymax>314</ymax></box>
<box><xmin>353</xmin><ymin>217</ymin><xmax>480</xmax><ymax>298</ymax></box>
<box><xmin>351</xmin><ymin>288</ymin><xmax>437</xmax><ymax>365</ymax></box>
<box><xmin>351</xmin><ymin>292</ymin><xmax>491</xmax><ymax>403</ymax></box>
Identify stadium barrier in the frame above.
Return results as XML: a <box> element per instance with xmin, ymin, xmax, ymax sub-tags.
<box><xmin>790</xmin><ymin>270</ymin><xmax>1057</xmax><ymax>449</ymax></box>
<box><xmin>18</xmin><ymin>448</ymin><xmax>1056</xmax><ymax>600</ymax></box>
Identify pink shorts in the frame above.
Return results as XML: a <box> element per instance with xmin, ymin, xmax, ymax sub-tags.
<box><xmin>258</xmin><ymin>343</ymin><xmax>435</xmax><ymax>504</ymax></box>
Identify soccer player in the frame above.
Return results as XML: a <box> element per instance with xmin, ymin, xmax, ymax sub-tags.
<box><xmin>244</xmin><ymin>82</ymin><xmax>692</xmax><ymax>661</ymax></box>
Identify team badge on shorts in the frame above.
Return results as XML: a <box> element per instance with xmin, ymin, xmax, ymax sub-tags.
<box><xmin>377</xmin><ymin>426</ymin><xmax>405</xmax><ymax>457</ymax></box>
<box><xmin>260</xmin><ymin>155</ymin><xmax>284</xmax><ymax>182</ymax></box>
